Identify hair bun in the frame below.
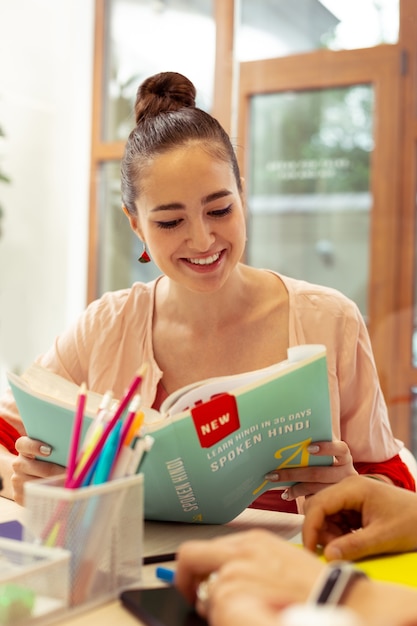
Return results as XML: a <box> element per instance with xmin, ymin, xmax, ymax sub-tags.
<box><xmin>134</xmin><ymin>71</ymin><xmax>196</xmax><ymax>125</ymax></box>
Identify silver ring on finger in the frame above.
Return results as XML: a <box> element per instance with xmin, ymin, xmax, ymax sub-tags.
<box><xmin>196</xmin><ymin>572</ymin><xmax>218</xmax><ymax>607</ymax></box>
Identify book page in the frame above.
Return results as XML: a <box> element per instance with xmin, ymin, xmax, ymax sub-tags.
<box><xmin>8</xmin><ymin>365</ymin><xmax>104</xmax><ymax>418</ymax></box>
<box><xmin>162</xmin><ymin>345</ymin><xmax>326</xmax><ymax>417</ymax></box>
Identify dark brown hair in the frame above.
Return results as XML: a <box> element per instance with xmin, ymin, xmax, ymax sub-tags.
<box><xmin>121</xmin><ymin>71</ymin><xmax>242</xmax><ymax>216</ymax></box>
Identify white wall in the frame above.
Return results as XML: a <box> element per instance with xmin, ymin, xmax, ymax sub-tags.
<box><xmin>0</xmin><ymin>0</ymin><xmax>94</xmax><ymax>391</ymax></box>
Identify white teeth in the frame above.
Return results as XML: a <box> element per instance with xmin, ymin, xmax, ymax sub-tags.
<box><xmin>187</xmin><ymin>252</ymin><xmax>221</xmax><ymax>265</ymax></box>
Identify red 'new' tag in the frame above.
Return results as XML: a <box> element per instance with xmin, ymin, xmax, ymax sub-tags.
<box><xmin>191</xmin><ymin>394</ymin><xmax>240</xmax><ymax>448</ymax></box>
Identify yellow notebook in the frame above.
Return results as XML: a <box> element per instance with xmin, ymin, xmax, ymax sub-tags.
<box><xmin>298</xmin><ymin>544</ymin><xmax>417</xmax><ymax>589</ymax></box>
<box><xmin>354</xmin><ymin>551</ymin><xmax>417</xmax><ymax>589</ymax></box>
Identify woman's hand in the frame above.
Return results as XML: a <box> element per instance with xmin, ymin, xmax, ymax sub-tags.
<box><xmin>302</xmin><ymin>474</ymin><xmax>417</xmax><ymax>561</ymax></box>
<box><xmin>264</xmin><ymin>440</ymin><xmax>357</xmax><ymax>501</ymax></box>
<box><xmin>12</xmin><ymin>436</ymin><xmax>64</xmax><ymax>504</ymax></box>
<box><xmin>175</xmin><ymin>529</ymin><xmax>324</xmax><ymax>626</ymax></box>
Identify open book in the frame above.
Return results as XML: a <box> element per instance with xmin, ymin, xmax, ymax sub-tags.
<box><xmin>7</xmin><ymin>344</ymin><xmax>333</xmax><ymax>524</ymax></box>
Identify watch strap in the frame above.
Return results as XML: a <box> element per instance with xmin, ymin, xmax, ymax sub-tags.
<box><xmin>308</xmin><ymin>561</ymin><xmax>367</xmax><ymax>605</ymax></box>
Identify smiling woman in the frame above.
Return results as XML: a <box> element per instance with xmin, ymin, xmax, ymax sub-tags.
<box><xmin>0</xmin><ymin>70</ymin><xmax>414</xmax><ymax>510</ymax></box>
<box><xmin>120</xmin><ymin>72</ymin><xmax>245</xmax><ymax>294</ymax></box>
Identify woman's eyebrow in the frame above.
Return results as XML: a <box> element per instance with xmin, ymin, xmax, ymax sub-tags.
<box><xmin>150</xmin><ymin>189</ymin><xmax>233</xmax><ymax>213</ymax></box>
<box><xmin>150</xmin><ymin>202</ymin><xmax>183</xmax><ymax>213</ymax></box>
<box><xmin>201</xmin><ymin>189</ymin><xmax>233</xmax><ymax>205</ymax></box>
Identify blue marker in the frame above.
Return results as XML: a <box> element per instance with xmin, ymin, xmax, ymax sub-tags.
<box><xmin>156</xmin><ymin>566</ymin><xmax>175</xmax><ymax>584</ymax></box>
<box><xmin>92</xmin><ymin>421</ymin><xmax>122</xmax><ymax>485</ymax></box>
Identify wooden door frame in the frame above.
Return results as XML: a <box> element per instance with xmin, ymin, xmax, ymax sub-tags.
<box><xmin>237</xmin><ymin>45</ymin><xmax>404</xmax><ymax>436</ymax></box>
<box><xmin>392</xmin><ymin>0</ymin><xmax>417</xmax><ymax>444</ymax></box>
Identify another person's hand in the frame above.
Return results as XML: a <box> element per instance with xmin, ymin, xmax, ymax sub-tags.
<box><xmin>302</xmin><ymin>474</ymin><xmax>417</xmax><ymax>561</ymax></box>
<box><xmin>175</xmin><ymin>527</ymin><xmax>417</xmax><ymax>626</ymax></box>
<box><xmin>175</xmin><ymin>529</ymin><xmax>324</xmax><ymax>625</ymax></box>
<box><xmin>264</xmin><ymin>440</ymin><xmax>357</xmax><ymax>501</ymax></box>
<box><xmin>12</xmin><ymin>436</ymin><xmax>64</xmax><ymax>504</ymax></box>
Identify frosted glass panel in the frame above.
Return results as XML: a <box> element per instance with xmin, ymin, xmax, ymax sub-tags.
<box><xmin>246</xmin><ymin>86</ymin><xmax>373</xmax><ymax>318</ymax></box>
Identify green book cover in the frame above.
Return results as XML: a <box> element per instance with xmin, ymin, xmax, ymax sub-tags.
<box><xmin>8</xmin><ymin>369</ymin><xmax>107</xmax><ymax>468</ymax></box>
<box><xmin>8</xmin><ymin>344</ymin><xmax>332</xmax><ymax>524</ymax></box>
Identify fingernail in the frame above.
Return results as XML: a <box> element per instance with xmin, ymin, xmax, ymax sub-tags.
<box><xmin>325</xmin><ymin>546</ymin><xmax>343</xmax><ymax>561</ymax></box>
<box><xmin>39</xmin><ymin>445</ymin><xmax>52</xmax><ymax>456</ymax></box>
<box><xmin>307</xmin><ymin>444</ymin><xmax>320</xmax><ymax>453</ymax></box>
<box><xmin>324</xmin><ymin>548</ymin><xmax>344</xmax><ymax>562</ymax></box>
<box><xmin>281</xmin><ymin>490</ymin><xmax>289</xmax><ymax>500</ymax></box>
<box><xmin>264</xmin><ymin>472</ymin><xmax>279</xmax><ymax>482</ymax></box>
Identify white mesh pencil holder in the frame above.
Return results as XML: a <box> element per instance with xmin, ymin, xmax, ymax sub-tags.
<box><xmin>23</xmin><ymin>473</ymin><xmax>143</xmax><ymax>609</ymax></box>
<box><xmin>0</xmin><ymin>537</ymin><xmax>70</xmax><ymax>625</ymax></box>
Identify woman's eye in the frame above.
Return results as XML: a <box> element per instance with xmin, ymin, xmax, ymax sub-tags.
<box><xmin>156</xmin><ymin>219</ymin><xmax>182</xmax><ymax>230</ymax></box>
<box><xmin>209</xmin><ymin>205</ymin><xmax>233</xmax><ymax>218</ymax></box>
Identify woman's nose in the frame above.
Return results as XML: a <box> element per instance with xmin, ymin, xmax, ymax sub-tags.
<box><xmin>186</xmin><ymin>219</ymin><xmax>215</xmax><ymax>251</ymax></box>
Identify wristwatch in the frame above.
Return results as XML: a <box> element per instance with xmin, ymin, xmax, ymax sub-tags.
<box><xmin>307</xmin><ymin>561</ymin><xmax>367</xmax><ymax>605</ymax></box>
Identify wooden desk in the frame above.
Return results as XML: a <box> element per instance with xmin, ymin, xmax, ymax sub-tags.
<box><xmin>0</xmin><ymin>497</ymin><xmax>304</xmax><ymax>625</ymax></box>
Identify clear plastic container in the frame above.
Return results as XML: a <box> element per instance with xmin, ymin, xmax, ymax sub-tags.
<box><xmin>0</xmin><ymin>537</ymin><xmax>70</xmax><ymax>625</ymax></box>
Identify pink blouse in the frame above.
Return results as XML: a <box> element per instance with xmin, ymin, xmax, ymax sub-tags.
<box><xmin>0</xmin><ymin>272</ymin><xmax>403</xmax><ymax>466</ymax></box>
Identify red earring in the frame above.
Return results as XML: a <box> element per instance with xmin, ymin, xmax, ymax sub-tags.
<box><xmin>138</xmin><ymin>243</ymin><xmax>151</xmax><ymax>263</ymax></box>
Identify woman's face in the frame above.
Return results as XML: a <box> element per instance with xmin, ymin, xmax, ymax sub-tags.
<box><xmin>131</xmin><ymin>144</ymin><xmax>247</xmax><ymax>294</ymax></box>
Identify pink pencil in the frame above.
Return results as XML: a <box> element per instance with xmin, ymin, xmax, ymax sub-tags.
<box><xmin>65</xmin><ymin>382</ymin><xmax>87</xmax><ymax>487</ymax></box>
<box><xmin>68</xmin><ymin>365</ymin><xmax>147</xmax><ymax>489</ymax></box>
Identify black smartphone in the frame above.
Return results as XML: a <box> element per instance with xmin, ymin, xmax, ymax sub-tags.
<box><xmin>120</xmin><ymin>587</ymin><xmax>208</xmax><ymax>626</ymax></box>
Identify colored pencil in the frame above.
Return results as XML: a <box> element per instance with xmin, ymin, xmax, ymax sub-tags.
<box><xmin>76</xmin><ymin>390</ymin><xmax>113</xmax><ymax>465</ymax></box>
<box><xmin>115</xmin><ymin>394</ymin><xmax>141</xmax><ymax>457</ymax></box>
<box><xmin>68</xmin><ymin>364</ymin><xmax>147</xmax><ymax>489</ymax></box>
<box><xmin>65</xmin><ymin>382</ymin><xmax>87</xmax><ymax>487</ymax></box>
